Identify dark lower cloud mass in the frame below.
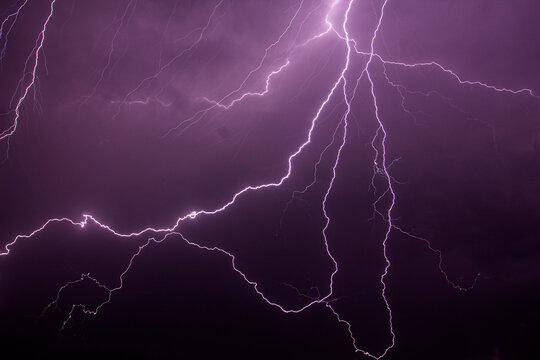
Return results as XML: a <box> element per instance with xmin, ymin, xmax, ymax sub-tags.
<box><xmin>1</xmin><ymin>1</ymin><xmax>539</xmax><ymax>359</ymax></box>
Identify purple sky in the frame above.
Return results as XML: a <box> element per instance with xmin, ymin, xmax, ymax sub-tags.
<box><xmin>1</xmin><ymin>0</ymin><xmax>540</xmax><ymax>359</ymax></box>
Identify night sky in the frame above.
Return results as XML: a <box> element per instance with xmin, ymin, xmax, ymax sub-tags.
<box><xmin>1</xmin><ymin>0</ymin><xmax>540</xmax><ymax>359</ymax></box>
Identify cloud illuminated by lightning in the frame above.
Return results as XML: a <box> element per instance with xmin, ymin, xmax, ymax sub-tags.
<box><xmin>1</xmin><ymin>0</ymin><xmax>538</xmax><ymax>358</ymax></box>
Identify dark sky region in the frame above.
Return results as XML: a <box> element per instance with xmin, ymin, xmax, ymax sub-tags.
<box><xmin>1</xmin><ymin>0</ymin><xmax>539</xmax><ymax>359</ymax></box>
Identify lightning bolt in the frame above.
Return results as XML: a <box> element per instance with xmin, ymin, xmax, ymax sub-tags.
<box><xmin>1</xmin><ymin>0</ymin><xmax>538</xmax><ymax>358</ymax></box>
<box><xmin>0</xmin><ymin>0</ymin><xmax>56</xmax><ymax>163</ymax></box>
